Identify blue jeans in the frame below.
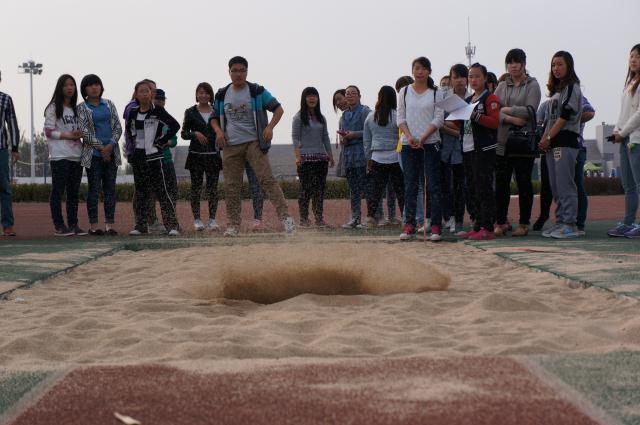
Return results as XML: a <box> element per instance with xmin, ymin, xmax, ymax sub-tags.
<box><xmin>402</xmin><ymin>144</ymin><xmax>442</xmax><ymax>227</ymax></box>
<box><xmin>401</xmin><ymin>146</ymin><xmax>424</xmax><ymax>227</ymax></box>
<box><xmin>86</xmin><ymin>156</ymin><xmax>117</xmax><ymax>225</ymax></box>
<box><xmin>620</xmin><ymin>139</ymin><xmax>640</xmax><ymax>225</ymax></box>
<box><xmin>423</xmin><ymin>144</ymin><xmax>443</xmax><ymax>227</ymax></box>
<box><xmin>50</xmin><ymin>159</ymin><xmax>83</xmax><ymax>229</ymax></box>
<box><xmin>0</xmin><ymin>148</ymin><xmax>14</xmax><ymax>229</ymax></box>
<box><xmin>346</xmin><ymin>166</ymin><xmax>366</xmax><ymax>220</ymax></box>
<box><xmin>575</xmin><ymin>148</ymin><xmax>588</xmax><ymax>230</ymax></box>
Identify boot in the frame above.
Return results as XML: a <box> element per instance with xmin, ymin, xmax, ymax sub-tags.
<box><xmin>512</xmin><ymin>224</ymin><xmax>529</xmax><ymax>237</ymax></box>
<box><xmin>494</xmin><ymin>224</ymin><xmax>509</xmax><ymax>237</ymax></box>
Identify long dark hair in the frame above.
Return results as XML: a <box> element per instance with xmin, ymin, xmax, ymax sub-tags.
<box><xmin>547</xmin><ymin>51</ymin><xmax>580</xmax><ymax>95</ymax></box>
<box><xmin>45</xmin><ymin>74</ymin><xmax>77</xmax><ymax>118</ymax></box>
<box><xmin>374</xmin><ymin>86</ymin><xmax>396</xmax><ymax>127</ymax></box>
<box><xmin>300</xmin><ymin>87</ymin><xmax>325</xmax><ymax>126</ymax></box>
<box><xmin>411</xmin><ymin>57</ymin><xmax>436</xmax><ymax>90</ymax></box>
<box><xmin>626</xmin><ymin>44</ymin><xmax>640</xmax><ymax>94</ymax></box>
<box><xmin>332</xmin><ymin>89</ymin><xmax>346</xmax><ymax>113</ymax></box>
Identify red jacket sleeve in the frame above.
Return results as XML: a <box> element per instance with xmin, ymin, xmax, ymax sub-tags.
<box><xmin>477</xmin><ymin>94</ymin><xmax>501</xmax><ymax>129</ymax></box>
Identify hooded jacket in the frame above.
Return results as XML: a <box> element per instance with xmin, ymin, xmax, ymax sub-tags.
<box><xmin>494</xmin><ymin>75</ymin><xmax>541</xmax><ymax>156</ymax></box>
<box><xmin>212</xmin><ymin>82</ymin><xmax>281</xmax><ymax>153</ymax></box>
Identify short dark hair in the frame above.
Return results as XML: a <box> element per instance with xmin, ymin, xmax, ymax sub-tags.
<box><xmin>449</xmin><ymin>64</ymin><xmax>468</xmax><ymax>79</ymax></box>
<box><xmin>332</xmin><ymin>89</ymin><xmax>346</xmax><ymax>112</ymax></box>
<box><xmin>505</xmin><ymin>48</ymin><xmax>527</xmax><ymax>65</ymax></box>
<box><xmin>395</xmin><ymin>76</ymin><xmax>414</xmax><ymax>92</ymax></box>
<box><xmin>80</xmin><ymin>74</ymin><xmax>104</xmax><ymax>99</ymax></box>
<box><xmin>229</xmin><ymin>56</ymin><xmax>248</xmax><ymax>69</ymax></box>
<box><xmin>195</xmin><ymin>82</ymin><xmax>214</xmax><ymax>103</ymax></box>
<box><xmin>143</xmin><ymin>78</ymin><xmax>156</xmax><ymax>86</ymax></box>
<box><xmin>345</xmin><ymin>85</ymin><xmax>361</xmax><ymax>96</ymax></box>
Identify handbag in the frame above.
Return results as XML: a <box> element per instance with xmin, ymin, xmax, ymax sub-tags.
<box><xmin>505</xmin><ymin>105</ymin><xmax>542</xmax><ymax>157</ymax></box>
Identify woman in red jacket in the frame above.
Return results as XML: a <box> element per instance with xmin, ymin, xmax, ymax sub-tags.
<box><xmin>460</xmin><ymin>63</ymin><xmax>501</xmax><ymax>241</ymax></box>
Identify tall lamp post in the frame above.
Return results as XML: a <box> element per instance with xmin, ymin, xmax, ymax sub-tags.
<box><xmin>18</xmin><ymin>60</ymin><xmax>43</xmax><ymax>183</ymax></box>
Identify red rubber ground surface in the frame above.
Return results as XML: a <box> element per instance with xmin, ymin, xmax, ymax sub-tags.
<box><xmin>9</xmin><ymin>357</ymin><xmax>600</xmax><ymax>425</ymax></box>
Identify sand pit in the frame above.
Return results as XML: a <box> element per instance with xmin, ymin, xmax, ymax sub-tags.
<box><xmin>190</xmin><ymin>243</ymin><xmax>449</xmax><ymax>304</ymax></box>
<box><xmin>0</xmin><ymin>241</ymin><xmax>639</xmax><ymax>369</ymax></box>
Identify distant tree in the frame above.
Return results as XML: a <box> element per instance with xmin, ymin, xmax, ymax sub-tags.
<box><xmin>15</xmin><ymin>132</ymin><xmax>50</xmax><ymax>178</ymax></box>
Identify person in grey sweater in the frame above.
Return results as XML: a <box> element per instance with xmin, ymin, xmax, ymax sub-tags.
<box><xmin>493</xmin><ymin>48</ymin><xmax>542</xmax><ymax>237</ymax></box>
<box><xmin>292</xmin><ymin>87</ymin><xmax>334</xmax><ymax>227</ymax></box>
<box><xmin>363</xmin><ymin>86</ymin><xmax>404</xmax><ymax>226</ymax></box>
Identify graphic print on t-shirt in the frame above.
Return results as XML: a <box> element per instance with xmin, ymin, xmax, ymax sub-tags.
<box><xmin>223</xmin><ymin>84</ymin><xmax>257</xmax><ymax>145</ymax></box>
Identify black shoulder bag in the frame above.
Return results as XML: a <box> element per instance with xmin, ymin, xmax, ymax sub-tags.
<box><xmin>505</xmin><ymin>105</ymin><xmax>542</xmax><ymax>157</ymax></box>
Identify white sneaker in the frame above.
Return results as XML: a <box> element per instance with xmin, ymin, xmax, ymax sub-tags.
<box><xmin>208</xmin><ymin>219</ymin><xmax>220</xmax><ymax>231</ymax></box>
<box><xmin>129</xmin><ymin>229</ymin><xmax>143</xmax><ymax>236</ymax></box>
<box><xmin>168</xmin><ymin>229</ymin><xmax>180</xmax><ymax>237</ymax></box>
<box><xmin>416</xmin><ymin>225</ymin><xmax>425</xmax><ymax>233</ymax></box>
<box><xmin>429</xmin><ymin>232</ymin><xmax>442</xmax><ymax>242</ymax></box>
<box><xmin>282</xmin><ymin>216</ymin><xmax>296</xmax><ymax>235</ymax></box>
<box><xmin>542</xmin><ymin>223</ymin><xmax>563</xmax><ymax>238</ymax></box>
<box><xmin>224</xmin><ymin>226</ymin><xmax>239</xmax><ymax>237</ymax></box>
<box><xmin>550</xmin><ymin>224</ymin><xmax>580</xmax><ymax>239</ymax></box>
<box><xmin>341</xmin><ymin>218</ymin><xmax>361</xmax><ymax>229</ymax></box>
<box><xmin>194</xmin><ymin>219</ymin><xmax>205</xmax><ymax>231</ymax></box>
<box><xmin>445</xmin><ymin>217</ymin><xmax>455</xmax><ymax>231</ymax></box>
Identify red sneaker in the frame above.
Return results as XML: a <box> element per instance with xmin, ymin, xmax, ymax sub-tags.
<box><xmin>459</xmin><ymin>229</ymin><xmax>478</xmax><ymax>239</ymax></box>
<box><xmin>468</xmin><ymin>227</ymin><xmax>496</xmax><ymax>240</ymax></box>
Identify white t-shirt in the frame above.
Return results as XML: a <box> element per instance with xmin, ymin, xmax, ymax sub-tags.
<box><xmin>44</xmin><ymin>104</ymin><xmax>82</xmax><ymax>161</ymax></box>
<box><xmin>397</xmin><ymin>85</ymin><xmax>445</xmax><ymax>146</ymax></box>
<box><xmin>135</xmin><ymin>112</ymin><xmax>147</xmax><ymax>149</ymax></box>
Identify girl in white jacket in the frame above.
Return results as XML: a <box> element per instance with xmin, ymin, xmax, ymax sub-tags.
<box><xmin>608</xmin><ymin>44</ymin><xmax>640</xmax><ymax>239</ymax></box>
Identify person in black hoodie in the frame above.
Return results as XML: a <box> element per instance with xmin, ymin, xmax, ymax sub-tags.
<box><xmin>181</xmin><ymin>82</ymin><xmax>222</xmax><ymax>231</ymax></box>
<box><xmin>126</xmin><ymin>80</ymin><xmax>181</xmax><ymax>236</ymax></box>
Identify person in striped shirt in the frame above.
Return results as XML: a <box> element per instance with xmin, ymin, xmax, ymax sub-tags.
<box><xmin>0</xmin><ymin>70</ymin><xmax>20</xmax><ymax>237</ymax></box>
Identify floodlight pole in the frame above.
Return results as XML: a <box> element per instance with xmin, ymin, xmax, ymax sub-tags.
<box><xmin>18</xmin><ymin>60</ymin><xmax>43</xmax><ymax>183</ymax></box>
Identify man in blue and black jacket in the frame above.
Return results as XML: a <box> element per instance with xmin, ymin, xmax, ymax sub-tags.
<box><xmin>211</xmin><ymin>56</ymin><xmax>295</xmax><ymax>237</ymax></box>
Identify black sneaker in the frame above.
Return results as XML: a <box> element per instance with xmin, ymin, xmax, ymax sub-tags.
<box><xmin>71</xmin><ymin>226</ymin><xmax>88</xmax><ymax>236</ymax></box>
<box><xmin>54</xmin><ymin>226</ymin><xmax>74</xmax><ymax>237</ymax></box>
<box><xmin>89</xmin><ymin>228</ymin><xmax>105</xmax><ymax>236</ymax></box>
<box><xmin>105</xmin><ymin>228</ymin><xmax>118</xmax><ymax>236</ymax></box>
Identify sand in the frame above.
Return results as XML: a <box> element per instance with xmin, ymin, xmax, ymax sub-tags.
<box><xmin>1</xmin><ymin>240</ymin><xmax>639</xmax><ymax>370</ymax></box>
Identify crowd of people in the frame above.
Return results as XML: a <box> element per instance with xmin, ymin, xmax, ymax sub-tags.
<box><xmin>0</xmin><ymin>45</ymin><xmax>638</xmax><ymax>241</ymax></box>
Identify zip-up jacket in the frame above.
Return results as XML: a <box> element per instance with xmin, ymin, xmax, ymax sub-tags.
<box><xmin>125</xmin><ymin>104</ymin><xmax>180</xmax><ymax>162</ymax></box>
<box><xmin>466</xmin><ymin>90</ymin><xmax>501</xmax><ymax>152</ymax></box>
<box><xmin>212</xmin><ymin>82</ymin><xmax>281</xmax><ymax>153</ymax></box>
<box><xmin>77</xmin><ymin>99</ymin><xmax>122</xmax><ymax>168</ymax></box>
<box><xmin>0</xmin><ymin>91</ymin><xmax>19</xmax><ymax>152</ymax></box>
<box><xmin>181</xmin><ymin>105</ymin><xmax>218</xmax><ymax>154</ymax></box>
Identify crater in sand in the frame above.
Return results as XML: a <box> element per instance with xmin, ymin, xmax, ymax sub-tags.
<box><xmin>182</xmin><ymin>243</ymin><xmax>451</xmax><ymax>304</ymax></box>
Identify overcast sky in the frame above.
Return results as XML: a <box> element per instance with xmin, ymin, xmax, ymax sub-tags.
<box><xmin>1</xmin><ymin>0</ymin><xmax>638</xmax><ymax>147</ymax></box>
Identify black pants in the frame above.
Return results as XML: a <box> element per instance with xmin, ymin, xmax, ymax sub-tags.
<box><xmin>297</xmin><ymin>160</ymin><xmax>329</xmax><ymax>222</ymax></box>
<box><xmin>441</xmin><ymin>162</ymin><xmax>465</xmax><ymax>224</ymax></box>
<box><xmin>495</xmin><ymin>155</ymin><xmax>535</xmax><ymax>225</ymax></box>
<box><xmin>472</xmin><ymin>150</ymin><xmax>496</xmax><ymax>231</ymax></box>
<box><xmin>462</xmin><ymin>151</ymin><xmax>476</xmax><ymax>222</ymax></box>
<box><xmin>49</xmin><ymin>159</ymin><xmax>83</xmax><ymax>229</ymax></box>
<box><xmin>367</xmin><ymin>161</ymin><xmax>405</xmax><ymax>219</ymax></box>
<box><xmin>189</xmin><ymin>157</ymin><xmax>221</xmax><ymax>220</ymax></box>
<box><xmin>132</xmin><ymin>149</ymin><xmax>179</xmax><ymax>231</ymax></box>
<box><xmin>163</xmin><ymin>162</ymin><xmax>178</xmax><ymax>211</ymax></box>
